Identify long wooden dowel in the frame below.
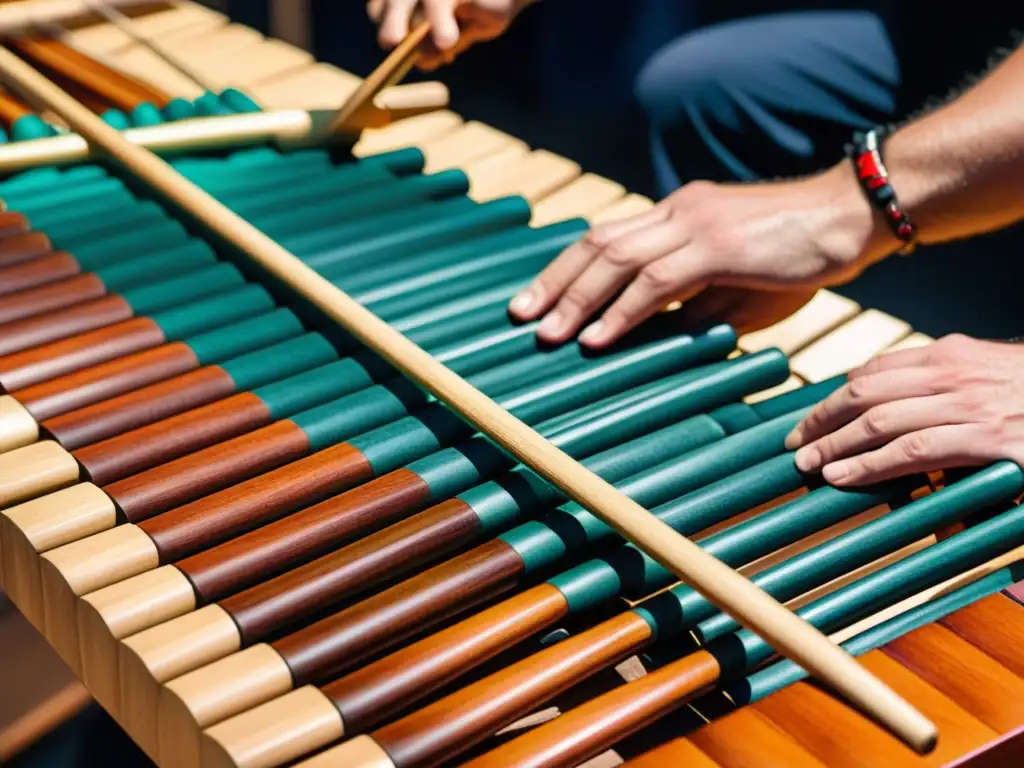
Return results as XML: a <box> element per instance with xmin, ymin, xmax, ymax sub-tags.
<box><xmin>0</xmin><ymin>46</ymin><xmax>937</xmax><ymax>754</ymax></box>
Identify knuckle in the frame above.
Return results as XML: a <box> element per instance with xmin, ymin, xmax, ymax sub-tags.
<box><xmin>582</xmin><ymin>226</ymin><xmax>615</xmax><ymax>250</ymax></box>
<box><xmin>900</xmin><ymin>432</ymin><xmax>934</xmax><ymax>462</ymax></box>
<box><xmin>597</xmin><ymin>241</ymin><xmax>637</xmax><ymax>268</ymax></box>
<box><xmin>845</xmin><ymin>375</ymin><xmax>873</xmax><ymax>403</ymax></box>
<box><xmin>861</xmin><ymin>407</ymin><xmax>889</xmax><ymax>438</ymax></box>
<box><xmin>638</xmin><ymin>261</ymin><xmax>677</xmax><ymax>293</ymax></box>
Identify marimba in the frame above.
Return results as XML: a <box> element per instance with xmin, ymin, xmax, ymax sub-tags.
<box><xmin>0</xmin><ymin>3</ymin><xmax>1022</xmax><ymax>768</ymax></box>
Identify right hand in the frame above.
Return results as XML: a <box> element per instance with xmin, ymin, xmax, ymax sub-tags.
<box><xmin>367</xmin><ymin>0</ymin><xmax>529</xmax><ymax>70</ymax></box>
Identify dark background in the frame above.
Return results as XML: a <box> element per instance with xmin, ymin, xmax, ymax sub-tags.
<box><xmin>11</xmin><ymin>4</ymin><xmax>1024</xmax><ymax>766</ymax></box>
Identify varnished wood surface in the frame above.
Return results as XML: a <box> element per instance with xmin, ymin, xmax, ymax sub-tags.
<box><xmin>180</xmin><ymin>466</ymin><xmax>429</xmax><ymax>606</ymax></box>
<box><xmin>43</xmin><ymin>365</ymin><xmax>237</xmax><ymax>451</ymax></box>
<box><xmin>622</xmin><ymin>736</ymin><xmax>722</xmax><ymax>768</ymax></box>
<box><xmin>0</xmin><ymin>273</ymin><xmax>106</xmax><ymax>326</ymax></box>
<box><xmin>103</xmin><ymin>418</ymin><xmax>311</xmax><ymax>523</ymax></box>
<box><xmin>0</xmin><ymin>232</ymin><xmax>55</xmax><ymax>270</ymax></box>
<box><xmin>324</xmin><ymin>583</ymin><xmax>569</xmax><ymax>734</ymax></box>
<box><xmin>0</xmin><ymin>250</ymin><xmax>77</xmax><ymax>297</ymax></box>
<box><xmin>0</xmin><ymin>211</ymin><xmax>30</xmax><ymax>239</ymax></box>
<box><xmin>457</xmin><ymin>632</ymin><xmax>718</xmax><ymax>768</ymax></box>
<box><xmin>881</xmin><ymin>623</ymin><xmax>1024</xmax><ymax>733</ymax></box>
<box><xmin>15</xmin><ymin>341</ymin><xmax>199</xmax><ymax>421</ymax></box>
<box><xmin>225</xmin><ymin>496</ymin><xmax>485</xmax><ymax>644</ymax></box>
<box><xmin>140</xmin><ymin>442</ymin><xmax>374</xmax><ymax>564</ymax></box>
<box><xmin>939</xmin><ymin>593</ymin><xmax>1024</xmax><ymax>679</ymax></box>
<box><xmin>0</xmin><ymin>316</ymin><xmax>164</xmax><ymax>392</ymax></box>
<box><xmin>0</xmin><ymin>293</ymin><xmax>133</xmax><ymax>356</ymax></box>
<box><xmin>272</xmin><ymin>539</ymin><xmax>527</xmax><ymax>686</ymax></box>
<box><xmin>73</xmin><ymin>391</ymin><xmax>271</xmax><ymax>485</ymax></box>
<box><xmin>688</xmin><ymin>707</ymin><xmax>829</xmax><ymax>768</ymax></box>
<box><xmin>752</xmin><ymin>651</ymin><xmax>996</xmax><ymax>767</ymax></box>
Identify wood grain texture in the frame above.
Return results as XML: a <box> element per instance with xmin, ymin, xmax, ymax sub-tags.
<box><xmin>0</xmin><ymin>273</ymin><xmax>106</xmax><ymax>326</ymax></box>
<box><xmin>0</xmin><ymin>293</ymin><xmax>133</xmax><ymax>356</ymax></box>
<box><xmin>622</xmin><ymin>737</ymin><xmax>722</xmax><ymax>768</ymax></box>
<box><xmin>272</xmin><ymin>539</ymin><xmax>526</xmax><ymax>686</ymax></box>
<box><xmin>224</xmin><ymin>496</ymin><xmax>482</xmax><ymax>646</ymax></box>
<box><xmin>104</xmin><ymin>418</ymin><xmax>311</xmax><ymax>523</ymax></box>
<box><xmin>0</xmin><ymin>231</ymin><xmax>53</xmax><ymax>268</ymax></box>
<box><xmin>73</xmin><ymin>391</ymin><xmax>271</xmax><ymax>486</ymax></box>
<box><xmin>753</xmin><ymin>651</ymin><xmax>996</xmax><ymax>767</ymax></box>
<box><xmin>0</xmin><ymin>44</ymin><xmax>937</xmax><ymax>756</ymax></box>
<box><xmin>140</xmin><ymin>442</ymin><xmax>373</xmax><ymax>565</ymax></box>
<box><xmin>179</xmin><ymin>465</ymin><xmax>425</xmax><ymax>606</ymax></box>
<box><xmin>16</xmin><ymin>341</ymin><xmax>199</xmax><ymax>421</ymax></box>
<box><xmin>324</xmin><ymin>583</ymin><xmax>569</xmax><ymax>735</ymax></box>
<box><xmin>938</xmin><ymin>593</ymin><xmax>1024</xmax><ymax>679</ymax></box>
<box><xmin>0</xmin><ymin>394</ymin><xmax>37</xmax><ymax>453</ymax></box>
<box><xmin>0</xmin><ymin>251</ymin><xmax>78</xmax><ymax>298</ymax></box>
<box><xmin>0</xmin><ymin>211</ymin><xmax>30</xmax><ymax>239</ymax></box>
<box><xmin>458</xmin><ymin>644</ymin><xmax>719</xmax><ymax>768</ymax></box>
<box><xmin>0</xmin><ymin>317</ymin><xmax>163</xmax><ymax>392</ymax></box>
<box><xmin>881</xmin><ymin>623</ymin><xmax>1024</xmax><ymax>733</ymax></box>
<box><xmin>689</xmin><ymin>706</ymin><xmax>828</xmax><ymax>768</ymax></box>
<box><xmin>222</xmin><ymin>483</ymin><xmax>468</xmax><ymax>647</ymax></box>
<box><xmin>42</xmin><ymin>365</ymin><xmax>236</xmax><ymax>451</ymax></box>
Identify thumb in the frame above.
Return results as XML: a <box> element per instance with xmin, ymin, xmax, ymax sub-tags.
<box><xmin>424</xmin><ymin>0</ymin><xmax>461</xmax><ymax>50</ymax></box>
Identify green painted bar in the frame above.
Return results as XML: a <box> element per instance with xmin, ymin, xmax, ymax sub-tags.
<box><xmin>162</xmin><ymin>98</ymin><xmax>196</xmax><ymax>121</ymax></box>
<box><xmin>10</xmin><ymin>115</ymin><xmax>53</xmax><ymax>142</ymax></box>
<box><xmin>379</xmin><ymin>280</ymin><xmax>526</xmax><ymax>328</ymax></box>
<box><xmin>717</xmin><ymin>499</ymin><xmax>1024</xmax><ymax>673</ymax></box>
<box><xmin>153</xmin><ymin>284</ymin><xmax>276</xmax><ymax>340</ymax></box>
<box><xmin>120</xmin><ymin>263</ymin><xmax>246</xmax><ymax>315</ymax></box>
<box><xmin>218</xmin><ymin>88</ymin><xmax>262</xmax><ymax>113</ymax></box>
<box><xmin>220</xmin><ymin>334</ymin><xmax>339</xmax><ymax>391</ymax></box>
<box><xmin>130</xmin><ymin>102</ymin><xmax>165</xmax><ymax>127</ymax></box>
<box><xmin>94</xmin><ymin>243</ymin><xmax>218</xmax><ymax>290</ymax></box>
<box><xmin>692</xmin><ymin>461</ymin><xmax>1024</xmax><ymax>644</ymax></box>
<box><xmin>101</xmin><ymin>110</ymin><xmax>132</xmax><ymax>130</ymax></box>
<box><xmin>732</xmin><ymin>566</ymin><xmax>1020</xmax><ymax>705</ymax></box>
<box><xmin>71</xmin><ymin>236</ymin><xmax>201</xmax><ymax>274</ymax></box>
<box><xmin>349</xmin><ymin>219</ymin><xmax>587</xmax><ymax>301</ymax></box>
<box><xmin>751</xmin><ymin>374</ymin><xmax>847</xmax><ymax>421</ymax></box>
<box><xmin>254</xmin><ymin>358</ymin><xmax>392</xmax><ymax>422</ymax></box>
<box><xmin>288</xmin><ymin>196</ymin><xmax>534</xmax><ymax>269</ymax></box>
<box><xmin>188</xmin><ymin>309</ymin><xmax>307</xmax><ymax>365</ymax></box>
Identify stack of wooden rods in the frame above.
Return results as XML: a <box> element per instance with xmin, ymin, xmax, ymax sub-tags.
<box><xmin>0</xmin><ymin>130</ymin><xmax>817</xmax><ymax>767</ymax></box>
<box><xmin>196</xmin><ymin>462</ymin><xmax>1024</xmax><ymax>768</ymax></box>
<box><xmin>452</xmin><ymin>490</ymin><xmax>1024</xmax><ymax>768</ymax></box>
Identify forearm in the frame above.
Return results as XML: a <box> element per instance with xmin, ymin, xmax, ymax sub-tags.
<box><xmin>823</xmin><ymin>43</ymin><xmax>1024</xmax><ymax>261</ymax></box>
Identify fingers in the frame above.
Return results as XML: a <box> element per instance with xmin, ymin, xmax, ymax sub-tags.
<box><xmin>536</xmin><ymin>221</ymin><xmax>690</xmax><ymax>345</ymax></box>
<box><xmin>579</xmin><ymin>247</ymin><xmax>711</xmax><ymax>348</ymax></box>
<box><xmin>793</xmin><ymin>393</ymin><xmax>957</xmax><ymax>473</ymax></box>
<box><xmin>820</xmin><ymin>423</ymin><xmax>991</xmax><ymax>486</ymax></box>
<box><xmin>379</xmin><ymin>0</ymin><xmax>416</xmax><ymax>47</ymax></box>
<box><xmin>847</xmin><ymin>344</ymin><xmax>933</xmax><ymax>381</ymax></box>
<box><xmin>785</xmin><ymin>366</ymin><xmax>944</xmax><ymax>450</ymax></box>
<box><xmin>423</xmin><ymin>0</ymin><xmax>460</xmax><ymax>49</ymax></box>
<box><xmin>508</xmin><ymin>205</ymin><xmax>670</xmax><ymax>322</ymax></box>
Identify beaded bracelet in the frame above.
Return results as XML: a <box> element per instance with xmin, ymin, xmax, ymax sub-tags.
<box><xmin>845</xmin><ymin>128</ymin><xmax>919</xmax><ymax>255</ymax></box>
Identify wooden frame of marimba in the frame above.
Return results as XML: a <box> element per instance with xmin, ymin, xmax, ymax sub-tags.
<box><xmin>0</xmin><ymin>2</ymin><xmax>1022</xmax><ymax>767</ymax></box>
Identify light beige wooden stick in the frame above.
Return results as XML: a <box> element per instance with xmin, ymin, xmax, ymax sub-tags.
<box><xmin>0</xmin><ymin>45</ymin><xmax>937</xmax><ymax>754</ymax></box>
<box><xmin>79</xmin><ymin>0</ymin><xmax>221</xmax><ymax>95</ymax></box>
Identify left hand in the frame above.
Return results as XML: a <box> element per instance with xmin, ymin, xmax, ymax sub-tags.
<box><xmin>785</xmin><ymin>334</ymin><xmax>1024</xmax><ymax>486</ymax></box>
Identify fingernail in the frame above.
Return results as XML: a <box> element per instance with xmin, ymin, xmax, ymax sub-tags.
<box><xmin>538</xmin><ymin>311</ymin><xmax>566</xmax><ymax>339</ymax></box>
<box><xmin>579</xmin><ymin>321</ymin><xmax>605</xmax><ymax>346</ymax></box>
<box><xmin>794</xmin><ymin>446</ymin><xmax>821</xmax><ymax>473</ymax></box>
<box><xmin>784</xmin><ymin>427</ymin><xmax>803</xmax><ymax>450</ymax></box>
<box><xmin>823</xmin><ymin>462</ymin><xmax>850</xmax><ymax>483</ymax></box>
<box><xmin>509</xmin><ymin>291</ymin><xmax>534</xmax><ymax>315</ymax></box>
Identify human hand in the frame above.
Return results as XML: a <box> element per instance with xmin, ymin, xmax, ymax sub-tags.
<box><xmin>508</xmin><ymin>163</ymin><xmax>900</xmax><ymax>348</ymax></box>
<box><xmin>368</xmin><ymin>0</ymin><xmax>529</xmax><ymax>70</ymax></box>
<box><xmin>785</xmin><ymin>334</ymin><xmax>1024</xmax><ymax>486</ymax></box>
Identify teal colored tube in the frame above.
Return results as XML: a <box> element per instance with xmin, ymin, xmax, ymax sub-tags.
<box><xmin>120</xmin><ymin>263</ymin><xmax>245</xmax><ymax>316</ymax></box>
<box><xmin>92</xmin><ymin>243</ymin><xmax>218</xmax><ymax>291</ymax></box>
<box><xmin>68</xmin><ymin>231</ymin><xmax>196</xmax><ymax>273</ymax></box>
<box><xmin>162</xmin><ymin>98</ymin><xmax>196</xmax><ymax>122</ymax></box>
<box><xmin>729</xmin><ymin>563</ymin><xmax>1024</xmax><ymax>706</ymax></box>
<box><xmin>187</xmin><ymin>309</ymin><xmax>308</xmax><ymax>366</ymax></box>
<box><xmin>130</xmin><ymin>102</ymin><xmax>166</xmax><ymax>127</ymax></box>
<box><xmin>714</xmin><ymin>497</ymin><xmax>1024</xmax><ymax>675</ymax></box>
<box><xmin>193</xmin><ymin>91</ymin><xmax>231</xmax><ymax>117</ymax></box>
<box><xmin>101</xmin><ymin>110</ymin><xmax>132</xmax><ymax>130</ymax></box>
<box><xmin>10</xmin><ymin>115</ymin><xmax>52</xmax><ymax>142</ymax></box>
<box><xmin>218</xmin><ymin>88</ymin><xmax>262</xmax><ymax>113</ymax></box>
<box><xmin>152</xmin><ymin>284</ymin><xmax>276</xmax><ymax>340</ymax></box>
<box><xmin>220</xmin><ymin>333</ymin><xmax>339</xmax><ymax>392</ymax></box>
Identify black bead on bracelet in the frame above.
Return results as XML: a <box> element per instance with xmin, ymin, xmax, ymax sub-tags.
<box><xmin>844</xmin><ymin>128</ymin><xmax>919</xmax><ymax>255</ymax></box>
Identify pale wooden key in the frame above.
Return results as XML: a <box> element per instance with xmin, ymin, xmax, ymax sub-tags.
<box><xmin>790</xmin><ymin>308</ymin><xmax>912</xmax><ymax>382</ymax></box>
